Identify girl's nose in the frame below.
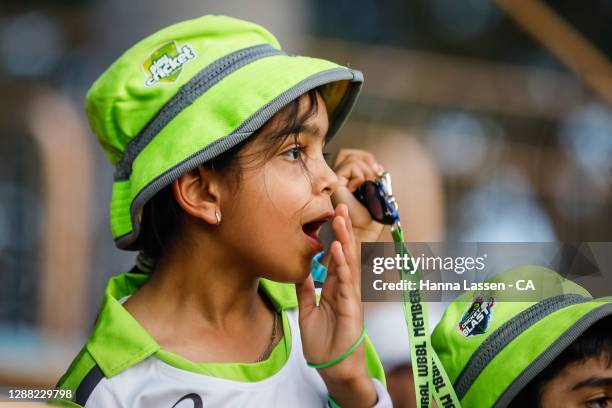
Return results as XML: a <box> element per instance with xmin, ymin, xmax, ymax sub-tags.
<box><xmin>316</xmin><ymin>158</ymin><xmax>339</xmax><ymax>196</ymax></box>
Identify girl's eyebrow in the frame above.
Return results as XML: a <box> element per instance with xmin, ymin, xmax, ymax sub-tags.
<box><xmin>299</xmin><ymin>124</ymin><xmax>325</xmax><ymax>139</ymax></box>
<box><xmin>571</xmin><ymin>376</ymin><xmax>612</xmax><ymax>390</ymax></box>
<box><xmin>274</xmin><ymin>124</ymin><xmax>323</xmax><ymax>142</ymax></box>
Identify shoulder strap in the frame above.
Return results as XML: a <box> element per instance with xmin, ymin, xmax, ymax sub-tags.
<box><xmin>75</xmin><ymin>365</ymin><xmax>105</xmax><ymax>406</ymax></box>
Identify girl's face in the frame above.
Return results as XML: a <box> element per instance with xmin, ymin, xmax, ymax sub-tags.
<box><xmin>218</xmin><ymin>91</ymin><xmax>338</xmax><ymax>282</ymax></box>
<box><xmin>539</xmin><ymin>355</ymin><xmax>612</xmax><ymax>408</ymax></box>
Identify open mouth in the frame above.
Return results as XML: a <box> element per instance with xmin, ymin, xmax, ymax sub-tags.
<box><xmin>301</xmin><ymin>214</ymin><xmax>332</xmax><ymax>251</ymax></box>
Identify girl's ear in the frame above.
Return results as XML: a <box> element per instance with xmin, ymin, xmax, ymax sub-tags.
<box><xmin>171</xmin><ymin>165</ymin><xmax>222</xmax><ymax>226</ymax></box>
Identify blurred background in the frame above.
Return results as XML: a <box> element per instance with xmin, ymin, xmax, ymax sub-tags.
<box><xmin>0</xmin><ymin>0</ymin><xmax>611</xmax><ymax>406</ymax></box>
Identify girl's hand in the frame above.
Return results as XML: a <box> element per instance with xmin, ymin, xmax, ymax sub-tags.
<box><xmin>295</xmin><ymin>204</ymin><xmax>377</xmax><ymax>407</ymax></box>
<box><xmin>331</xmin><ymin>149</ymin><xmax>385</xmax><ymax>244</ymax></box>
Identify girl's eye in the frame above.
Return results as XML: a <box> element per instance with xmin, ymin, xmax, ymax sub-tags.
<box><xmin>586</xmin><ymin>397</ymin><xmax>610</xmax><ymax>408</ymax></box>
<box><xmin>282</xmin><ymin>145</ymin><xmax>303</xmax><ymax>162</ymax></box>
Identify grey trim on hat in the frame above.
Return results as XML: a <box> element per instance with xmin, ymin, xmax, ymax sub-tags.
<box><xmin>493</xmin><ymin>302</ymin><xmax>612</xmax><ymax>408</ymax></box>
<box><xmin>114</xmin><ymin>43</ymin><xmax>286</xmax><ymax>181</ymax></box>
<box><xmin>115</xmin><ymin>66</ymin><xmax>363</xmax><ymax>250</ymax></box>
<box><xmin>454</xmin><ymin>294</ymin><xmax>589</xmax><ymax>399</ymax></box>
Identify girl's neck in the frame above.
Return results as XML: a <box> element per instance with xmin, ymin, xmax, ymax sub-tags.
<box><xmin>125</xmin><ymin>237</ymin><xmax>269</xmax><ymax>335</ymax></box>
<box><xmin>122</xmin><ymin>240</ymin><xmax>283</xmax><ymax>363</ymax></box>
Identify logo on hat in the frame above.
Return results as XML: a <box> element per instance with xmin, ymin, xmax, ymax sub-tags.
<box><xmin>143</xmin><ymin>41</ymin><xmax>196</xmax><ymax>86</ymax></box>
<box><xmin>458</xmin><ymin>295</ymin><xmax>495</xmax><ymax>337</ymax></box>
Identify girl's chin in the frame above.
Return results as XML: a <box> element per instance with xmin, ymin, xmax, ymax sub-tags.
<box><xmin>264</xmin><ymin>260</ymin><xmax>312</xmax><ymax>284</ymax></box>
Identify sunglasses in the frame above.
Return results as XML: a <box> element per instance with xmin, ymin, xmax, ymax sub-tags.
<box><xmin>353</xmin><ymin>172</ymin><xmax>400</xmax><ymax>225</ymax></box>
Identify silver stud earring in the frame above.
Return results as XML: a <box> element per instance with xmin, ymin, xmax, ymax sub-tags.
<box><xmin>215</xmin><ymin>210</ymin><xmax>222</xmax><ymax>224</ymax></box>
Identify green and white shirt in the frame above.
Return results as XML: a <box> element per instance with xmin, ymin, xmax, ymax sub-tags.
<box><xmin>52</xmin><ymin>268</ymin><xmax>391</xmax><ymax>407</ymax></box>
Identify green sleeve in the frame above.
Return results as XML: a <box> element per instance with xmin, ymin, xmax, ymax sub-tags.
<box><xmin>48</xmin><ymin>346</ymin><xmax>97</xmax><ymax>407</ymax></box>
<box><xmin>364</xmin><ymin>334</ymin><xmax>387</xmax><ymax>388</ymax></box>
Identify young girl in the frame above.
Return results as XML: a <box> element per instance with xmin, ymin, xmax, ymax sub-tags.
<box><xmin>52</xmin><ymin>15</ymin><xmax>392</xmax><ymax>407</ymax></box>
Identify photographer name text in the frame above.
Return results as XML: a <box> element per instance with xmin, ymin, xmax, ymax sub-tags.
<box><xmin>372</xmin><ymin>279</ymin><xmax>536</xmax><ymax>292</ymax></box>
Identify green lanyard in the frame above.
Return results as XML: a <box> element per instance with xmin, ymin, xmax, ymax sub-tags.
<box><xmin>351</xmin><ymin>171</ymin><xmax>461</xmax><ymax>407</ymax></box>
<box><xmin>391</xmin><ymin>226</ymin><xmax>461</xmax><ymax>408</ymax></box>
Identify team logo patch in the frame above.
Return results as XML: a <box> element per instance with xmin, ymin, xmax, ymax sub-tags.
<box><xmin>143</xmin><ymin>41</ymin><xmax>196</xmax><ymax>86</ymax></box>
<box><xmin>458</xmin><ymin>295</ymin><xmax>495</xmax><ymax>337</ymax></box>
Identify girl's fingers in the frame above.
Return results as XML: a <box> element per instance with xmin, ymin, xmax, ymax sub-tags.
<box><xmin>348</xmin><ymin>162</ymin><xmax>377</xmax><ymax>191</ymax></box>
<box><xmin>336</xmin><ymin>163</ymin><xmax>366</xmax><ymax>193</ymax></box>
<box><xmin>330</xmin><ymin>241</ymin><xmax>358</xmax><ymax>312</ymax></box>
<box><xmin>330</xmin><ymin>240</ymin><xmax>350</xmax><ymax>283</ymax></box>
<box><xmin>331</xmin><ymin>207</ymin><xmax>362</xmax><ymax>296</ymax></box>
<box><xmin>335</xmin><ymin>159</ymin><xmax>379</xmax><ymax>192</ymax></box>
<box><xmin>320</xmin><ymin>264</ymin><xmax>338</xmax><ymax>310</ymax></box>
<box><xmin>334</xmin><ymin>149</ymin><xmax>383</xmax><ymax>175</ymax></box>
<box><xmin>320</xmin><ymin>241</ymin><xmax>340</xmax><ymax>308</ymax></box>
<box><xmin>322</xmin><ymin>218</ymin><xmax>354</xmax><ymax>307</ymax></box>
<box><xmin>334</xmin><ymin>205</ymin><xmax>362</xmax><ymax>294</ymax></box>
<box><xmin>354</xmin><ymin>159</ymin><xmax>379</xmax><ymax>180</ymax></box>
<box><xmin>332</xmin><ymin>212</ymin><xmax>351</xmax><ymax>252</ymax></box>
<box><xmin>295</xmin><ymin>274</ymin><xmax>316</xmax><ymax>319</ymax></box>
<box><xmin>332</xmin><ymin>206</ymin><xmax>357</xmax><ymax>267</ymax></box>
<box><xmin>338</xmin><ymin>204</ymin><xmax>355</xmax><ymax>245</ymax></box>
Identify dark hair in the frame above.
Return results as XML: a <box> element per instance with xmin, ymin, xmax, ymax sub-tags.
<box><xmin>137</xmin><ymin>89</ymin><xmax>321</xmax><ymax>260</ymax></box>
<box><xmin>509</xmin><ymin>315</ymin><xmax>612</xmax><ymax>408</ymax></box>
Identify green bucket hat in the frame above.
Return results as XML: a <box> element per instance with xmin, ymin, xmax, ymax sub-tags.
<box><xmin>86</xmin><ymin>15</ymin><xmax>363</xmax><ymax>249</ymax></box>
<box><xmin>431</xmin><ymin>265</ymin><xmax>612</xmax><ymax>408</ymax></box>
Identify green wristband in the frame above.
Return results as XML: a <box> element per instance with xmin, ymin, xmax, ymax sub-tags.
<box><xmin>306</xmin><ymin>325</ymin><xmax>367</xmax><ymax>369</ymax></box>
